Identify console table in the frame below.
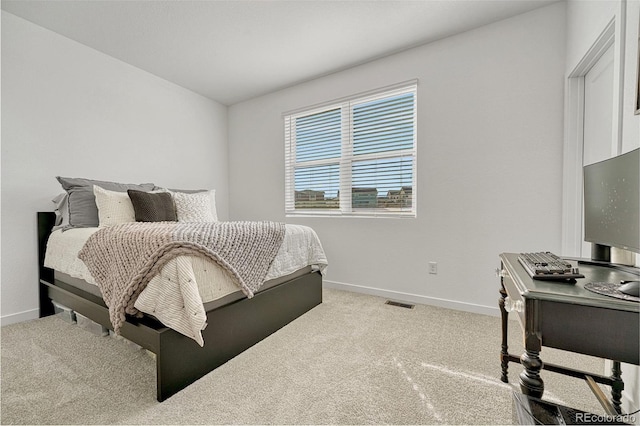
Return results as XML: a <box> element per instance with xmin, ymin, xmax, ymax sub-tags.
<box><xmin>498</xmin><ymin>253</ymin><xmax>639</xmax><ymax>413</ymax></box>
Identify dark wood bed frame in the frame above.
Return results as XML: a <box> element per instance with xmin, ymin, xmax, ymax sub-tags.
<box><xmin>37</xmin><ymin>212</ymin><xmax>323</xmax><ymax>401</ymax></box>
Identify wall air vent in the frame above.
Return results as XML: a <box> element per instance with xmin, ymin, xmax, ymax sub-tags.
<box><xmin>385</xmin><ymin>300</ymin><xmax>414</xmax><ymax>309</ymax></box>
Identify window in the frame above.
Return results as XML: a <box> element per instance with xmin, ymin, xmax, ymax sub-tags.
<box><xmin>284</xmin><ymin>82</ymin><xmax>417</xmax><ymax>217</ymax></box>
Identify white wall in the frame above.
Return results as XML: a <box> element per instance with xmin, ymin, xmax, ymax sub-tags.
<box><xmin>563</xmin><ymin>0</ymin><xmax>640</xmax><ymax>417</ymax></box>
<box><xmin>1</xmin><ymin>11</ymin><xmax>229</xmax><ymax>324</ymax></box>
<box><xmin>228</xmin><ymin>3</ymin><xmax>567</xmax><ymax>314</ymax></box>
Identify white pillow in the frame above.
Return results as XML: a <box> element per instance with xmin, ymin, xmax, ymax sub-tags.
<box><xmin>94</xmin><ymin>186</ymin><xmax>170</xmax><ymax>226</ymax></box>
<box><xmin>93</xmin><ymin>185</ymin><xmax>136</xmax><ymax>226</ymax></box>
<box><xmin>172</xmin><ymin>190</ymin><xmax>218</xmax><ymax>222</ymax></box>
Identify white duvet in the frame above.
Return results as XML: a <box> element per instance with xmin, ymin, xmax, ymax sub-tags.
<box><xmin>44</xmin><ymin>224</ymin><xmax>327</xmax><ymax>345</ymax></box>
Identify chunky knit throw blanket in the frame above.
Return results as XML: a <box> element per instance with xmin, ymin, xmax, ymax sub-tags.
<box><xmin>78</xmin><ymin>221</ymin><xmax>285</xmax><ymax>334</ymax></box>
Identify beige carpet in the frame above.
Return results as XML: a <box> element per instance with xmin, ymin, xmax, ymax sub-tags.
<box><xmin>1</xmin><ymin>288</ymin><xmax>608</xmax><ymax>424</ymax></box>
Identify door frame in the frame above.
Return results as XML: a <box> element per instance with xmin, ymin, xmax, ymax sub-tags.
<box><xmin>562</xmin><ymin>10</ymin><xmax>626</xmax><ymax>257</ymax></box>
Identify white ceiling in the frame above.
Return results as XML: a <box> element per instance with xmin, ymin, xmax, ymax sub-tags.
<box><xmin>2</xmin><ymin>0</ymin><xmax>557</xmax><ymax>105</ymax></box>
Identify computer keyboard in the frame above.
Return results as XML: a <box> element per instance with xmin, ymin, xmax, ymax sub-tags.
<box><xmin>518</xmin><ymin>252</ymin><xmax>585</xmax><ymax>281</ymax></box>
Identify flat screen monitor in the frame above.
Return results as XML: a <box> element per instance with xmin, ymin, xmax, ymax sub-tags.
<box><xmin>583</xmin><ymin>148</ymin><xmax>640</xmax><ymax>254</ymax></box>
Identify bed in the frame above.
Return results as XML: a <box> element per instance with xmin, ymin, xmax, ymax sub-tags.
<box><xmin>37</xmin><ymin>211</ymin><xmax>325</xmax><ymax>401</ymax></box>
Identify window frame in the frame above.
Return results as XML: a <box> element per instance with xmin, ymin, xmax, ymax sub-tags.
<box><xmin>284</xmin><ymin>81</ymin><xmax>417</xmax><ymax>218</ymax></box>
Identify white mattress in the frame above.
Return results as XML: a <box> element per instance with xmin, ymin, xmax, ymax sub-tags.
<box><xmin>45</xmin><ymin>224</ymin><xmax>327</xmax><ymax>290</ymax></box>
<box><xmin>44</xmin><ymin>224</ymin><xmax>327</xmax><ymax>345</ymax></box>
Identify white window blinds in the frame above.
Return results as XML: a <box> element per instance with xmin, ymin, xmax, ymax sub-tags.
<box><xmin>285</xmin><ymin>82</ymin><xmax>417</xmax><ymax>217</ymax></box>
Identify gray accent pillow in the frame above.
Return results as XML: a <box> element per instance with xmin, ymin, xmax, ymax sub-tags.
<box><xmin>56</xmin><ymin>177</ymin><xmax>155</xmax><ymax>229</ymax></box>
<box><xmin>127</xmin><ymin>190</ymin><xmax>177</xmax><ymax>222</ymax></box>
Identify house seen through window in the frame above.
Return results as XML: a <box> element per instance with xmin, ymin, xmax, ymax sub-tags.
<box><xmin>284</xmin><ymin>82</ymin><xmax>417</xmax><ymax>217</ymax></box>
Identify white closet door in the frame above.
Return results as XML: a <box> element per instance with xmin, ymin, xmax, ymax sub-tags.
<box><xmin>581</xmin><ymin>43</ymin><xmax>615</xmax><ymax>257</ymax></box>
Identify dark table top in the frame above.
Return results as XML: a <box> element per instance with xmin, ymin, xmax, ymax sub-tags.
<box><xmin>500</xmin><ymin>253</ymin><xmax>639</xmax><ymax>313</ymax></box>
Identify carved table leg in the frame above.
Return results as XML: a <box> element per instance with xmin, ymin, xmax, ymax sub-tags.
<box><xmin>499</xmin><ymin>286</ymin><xmax>509</xmax><ymax>383</ymax></box>
<box><xmin>520</xmin><ymin>348</ymin><xmax>544</xmax><ymax>398</ymax></box>
<box><xmin>611</xmin><ymin>361</ymin><xmax>624</xmax><ymax>414</ymax></box>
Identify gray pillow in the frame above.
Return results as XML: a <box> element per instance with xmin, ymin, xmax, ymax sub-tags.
<box><xmin>56</xmin><ymin>177</ymin><xmax>155</xmax><ymax>229</ymax></box>
<box><xmin>127</xmin><ymin>190</ymin><xmax>177</xmax><ymax>222</ymax></box>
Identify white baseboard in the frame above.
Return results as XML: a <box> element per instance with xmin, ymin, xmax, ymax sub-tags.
<box><xmin>323</xmin><ymin>279</ymin><xmax>500</xmax><ymax>317</ymax></box>
<box><xmin>1</xmin><ymin>308</ymin><xmax>39</xmax><ymax>327</ymax></box>
<box><xmin>3</xmin><ymin>283</ymin><xmax>503</xmax><ymax>326</ymax></box>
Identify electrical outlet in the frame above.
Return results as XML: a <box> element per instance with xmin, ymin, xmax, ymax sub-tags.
<box><xmin>428</xmin><ymin>261</ymin><xmax>438</xmax><ymax>274</ymax></box>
